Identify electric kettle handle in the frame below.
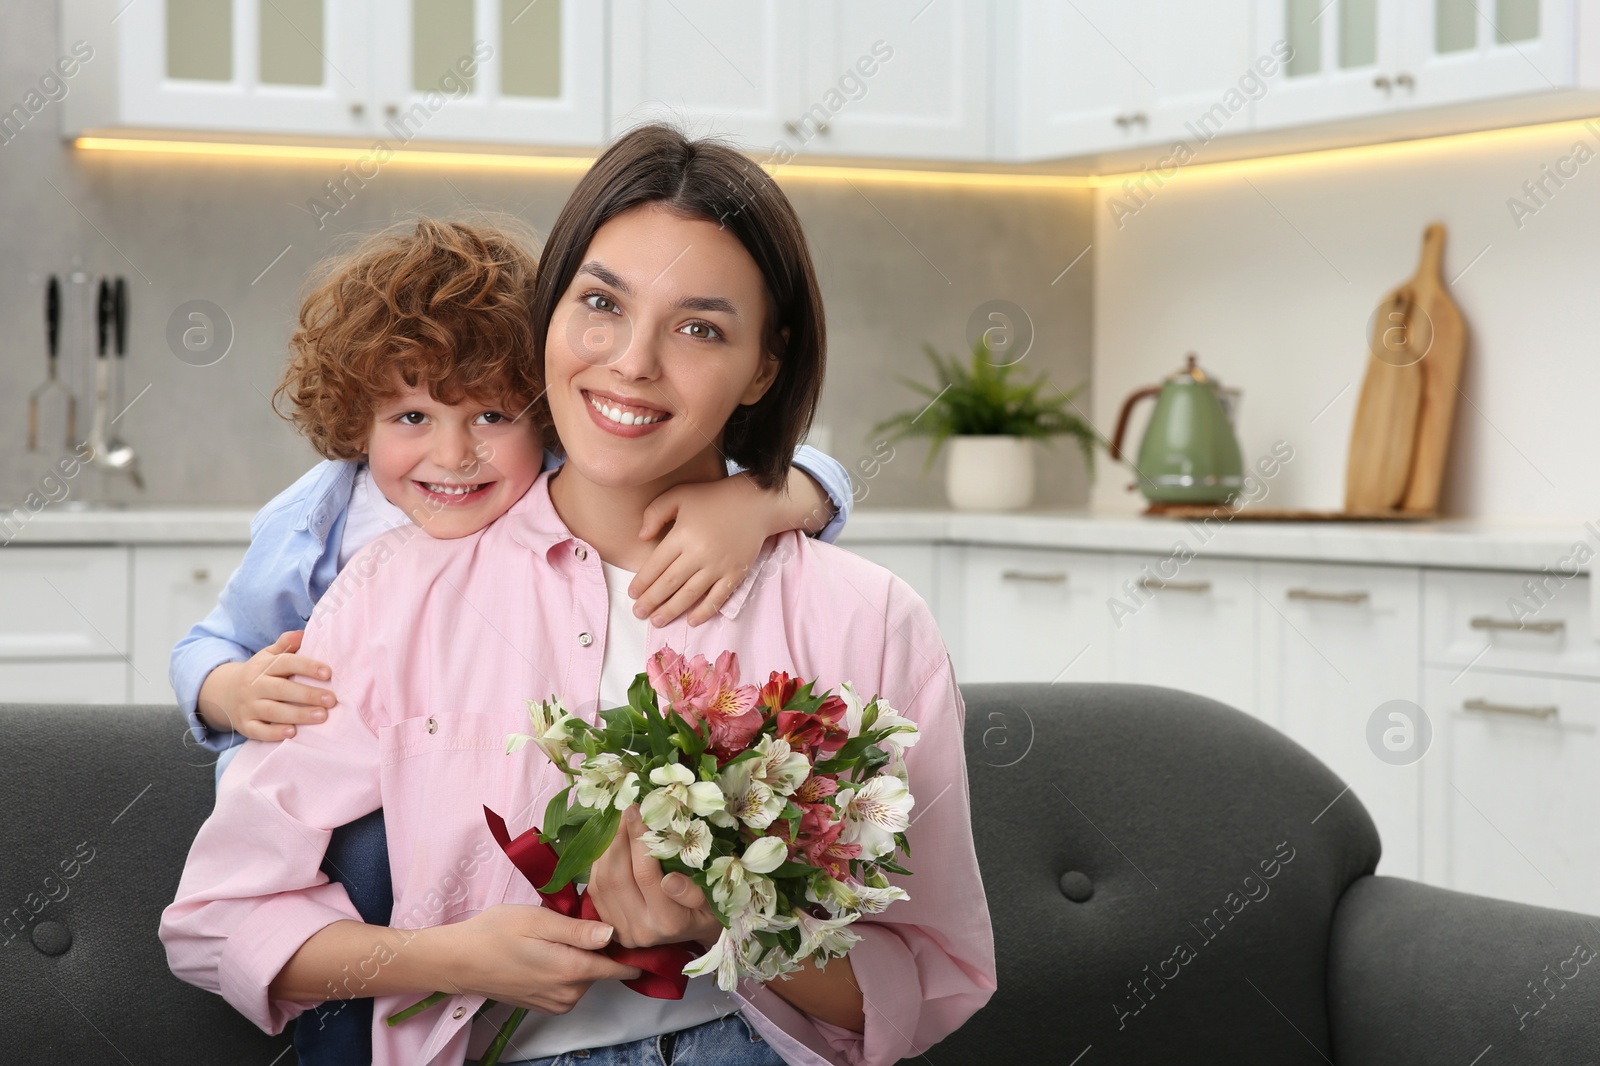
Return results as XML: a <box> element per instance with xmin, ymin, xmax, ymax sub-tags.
<box><xmin>1110</xmin><ymin>386</ymin><xmax>1162</xmax><ymax>462</ymax></box>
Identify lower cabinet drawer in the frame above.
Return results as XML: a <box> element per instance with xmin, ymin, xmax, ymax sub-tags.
<box><xmin>0</xmin><ymin>660</ymin><xmax>129</xmax><ymax>704</ymax></box>
<box><xmin>1424</xmin><ymin>568</ymin><xmax>1599</xmax><ymax>679</ymax></box>
<box><xmin>0</xmin><ymin>546</ymin><xmax>128</xmax><ymax>659</ymax></box>
<box><xmin>1422</xmin><ymin>666</ymin><xmax>1600</xmax><ymax>916</ymax></box>
<box><xmin>959</xmin><ymin>546</ymin><xmax>1112</xmax><ymax>683</ymax></box>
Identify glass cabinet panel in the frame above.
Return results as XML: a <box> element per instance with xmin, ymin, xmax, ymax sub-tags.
<box><xmin>1435</xmin><ymin>0</ymin><xmax>1477</xmax><ymax>53</ymax></box>
<box><xmin>501</xmin><ymin>0</ymin><xmax>562</xmax><ymax>97</ymax></box>
<box><xmin>1284</xmin><ymin>0</ymin><xmax>1322</xmax><ymax>76</ymax></box>
<box><xmin>166</xmin><ymin>0</ymin><xmax>232</xmax><ymax>81</ymax></box>
<box><xmin>1339</xmin><ymin>0</ymin><xmax>1378</xmax><ymax>67</ymax></box>
<box><xmin>1495</xmin><ymin>0</ymin><xmax>1539</xmax><ymax>42</ymax></box>
<box><xmin>260</xmin><ymin>0</ymin><xmax>324</xmax><ymax>86</ymax></box>
<box><xmin>414</xmin><ymin>0</ymin><xmax>476</xmax><ymax>92</ymax></box>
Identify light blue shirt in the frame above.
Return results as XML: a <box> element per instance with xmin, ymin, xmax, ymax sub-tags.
<box><xmin>170</xmin><ymin>445</ymin><xmax>854</xmax><ymax>756</ymax></box>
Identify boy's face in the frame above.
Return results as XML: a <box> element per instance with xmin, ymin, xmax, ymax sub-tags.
<box><xmin>365</xmin><ymin>381</ymin><xmax>544</xmax><ymax>539</ymax></box>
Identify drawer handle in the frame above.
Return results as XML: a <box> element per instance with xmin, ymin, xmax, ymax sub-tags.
<box><xmin>1470</xmin><ymin>616</ymin><xmax>1565</xmax><ymax>635</ymax></box>
<box><xmin>1001</xmin><ymin>570</ymin><xmax>1068</xmax><ymax>584</ymax></box>
<box><xmin>1286</xmin><ymin>588</ymin><xmax>1370</xmax><ymax>604</ymax></box>
<box><xmin>192</xmin><ymin>568</ymin><xmax>210</xmax><ymax>583</ymax></box>
<box><xmin>1463</xmin><ymin>697</ymin><xmax>1559</xmax><ymax>721</ymax></box>
<box><xmin>1139</xmin><ymin>578</ymin><xmax>1211</xmax><ymax>593</ymax></box>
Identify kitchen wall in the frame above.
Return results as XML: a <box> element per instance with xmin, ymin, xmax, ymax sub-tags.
<box><xmin>1091</xmin><ymin>119</ymin><xmax>1600</xmax><ymax>521</ymax></box>
<box><xmin>0</xmin><ymin>3</ymin><xmax>1095</xmax><ymax>514</ymax></box>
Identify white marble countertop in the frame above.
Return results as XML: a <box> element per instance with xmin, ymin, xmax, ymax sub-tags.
<box><xmin>4</xmin><ymin>504</ymin><xmax>1592</xmax><ymax>573</ymax></box>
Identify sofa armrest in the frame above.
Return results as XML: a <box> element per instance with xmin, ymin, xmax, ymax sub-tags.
<box><xmin>1328</xmin><ymin>875</ymin><xmax>1600</xmax><ymax>1065</ymax></box>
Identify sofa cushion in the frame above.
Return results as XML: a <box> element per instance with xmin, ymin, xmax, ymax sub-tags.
<box><xmin>935</xmin><ymin>682</ymin><xmax>1381</xmax><ymax>1065</ymax></box>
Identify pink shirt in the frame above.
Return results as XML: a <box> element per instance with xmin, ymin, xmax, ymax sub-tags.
<box><xmin>160</xmin><ymin>470</ymin><xmax>995</xmax><ymax>1066</ymax></box>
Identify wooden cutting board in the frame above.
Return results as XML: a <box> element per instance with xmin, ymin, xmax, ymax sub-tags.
<box><xmin>1398</xmin><ymin>224</ymin><xmax>1466</xmax><ymax>514</ymax></box>
<box><xmin>1344</xmin><ymin>238</ymin><xmax>1429</xmax><ymax>511</ymax></box>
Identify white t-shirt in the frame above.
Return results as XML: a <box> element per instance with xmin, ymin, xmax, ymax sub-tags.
<box><xmin>337</xmin><ymin>463</ymin><xmax>410</xmax><ymax>567</ymax></box>
<box><xmin>470</xmin><ymin>560</ymin><xmax>737</xmax><ymax>1061</ymax></box>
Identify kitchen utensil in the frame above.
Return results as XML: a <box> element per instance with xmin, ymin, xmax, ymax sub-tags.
<box><xmin>86</xmin><ymin>276</ymin><xmax>113</xmax><ymax>464</ymax></box>
<box><xmin>1343</xmin><ymin>247</ymin><xmax>1430</xmax><ymax>512</ymax></box>
<box><xmin>1110</xmin><ymin>352</ymin><xmax>1244</xmax><ymax>504</ymax></box>
<box><xmin>27</xmin><ymin>275</ymin><xmax>78</xmax><ymax>451</ymax></box>
<box><xmin>105</xmin><ymin>276</ymin><xmax>143</xmax><ymax>489</ymax></box>
<box><xmin>1397</xmin><ymin>224</ymin><xmax>1464</xmax><ymax>514</ymax></box>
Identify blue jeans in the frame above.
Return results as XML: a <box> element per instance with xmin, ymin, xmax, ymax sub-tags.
<box><xmin>483</xmin><ymin>1012</ymin><xmax>783</xmax><ymax>1066</ymax></box>
<box><xmin>292</xmin><ymin>808</ymin><xmax>392</xmax><ymax>1066</ymax></box>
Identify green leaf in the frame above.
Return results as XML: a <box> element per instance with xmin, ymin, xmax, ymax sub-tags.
<box><xmin>632</xmin><ymin>672</ymin><xmax>672</xmax><ymax>754</ymax></box>
<box><xmin>540</xmin><ymin>786</ymin><xmax>573</xmax><ymax>842</ymax></box>
<box><xmin>540</xmin><ymin>804</ymin><xmax>622</xmax><ymax>894</ymax></box>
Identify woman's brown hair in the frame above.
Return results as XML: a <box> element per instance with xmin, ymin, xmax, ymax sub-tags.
<box><xmin>275</xmin><ymin>216</ymin><xmax>544</xmax><ymax>461</ymax></box>
<box><xmin>531</xmin><ymin>123</ymin><xmax>825</xmax><ymax>490</ymax></box>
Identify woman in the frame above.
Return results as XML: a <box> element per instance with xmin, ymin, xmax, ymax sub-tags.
<box><xmin>161</xmin><ymin>124</ymin><xmax>995</xmax><ymax>1066</ymax></box>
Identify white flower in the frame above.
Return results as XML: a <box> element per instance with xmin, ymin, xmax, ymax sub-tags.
<box><xmin>506</xmin><ymin>698</ymin><xmax>579</xmax><ymax>765</ymax></box>
<box><xmin>705</xmin><ymin>836</ymin><xmax>788</xmax><ymax>911</ymax></box>
<box><xmin>793</xmin><ymin>909</ymin><xmax>861</xmax><ymax>961</ymax></box>
<box><xmin>807</xmin><ymin>874</ymin><xmax>910</xmax><ymax>916</ymax></box>
<box><xmin>682</xmin><ymin>909</ymin><xmax>800</xmax><ymax>991</ymax></box>
<box><xmin>715</xmin><ymin>759</ymin><xmax>787</xmax><ymax>830</ymax></box>
<box><xmin>834</xmin><ymin>773</ymin><xmax>914</xmax><ymax>861</ymax></box>
<box><xmin>748</xmin><ymin>942</ymin><xmax>802</xmax><ymax>983</ymax></box>
<box><xmin>640</xmin><ymin>817</ymin><xmax>713</xmax><ymax>869</ymax></box>
<box><xmin>639</xmin><ymin>763</ymin><xmax>726</xmax><ymax>831</ymax></box>
<box><xmin>573</xmin><ymin>753</ymin><xmax>640</xmax><ymax>812</ymax></box>
<box><xmin>748</xmin><ymin>736</ymin><xmax>810</xmax><ymax>797</ymax></box>
<box><xmin>683</xmin><ymin>927</ymin><xmax>744</xmax><ymax>991</ymax></box>
<box><xmin>870</xmin><ymin>702</ymin><xmax>920</xmax><ymax>777</ymax></box>
<box><xmin>816</xmin><ymin>683</ymin><xmax>867</xmax><ymax>763</ymax></box>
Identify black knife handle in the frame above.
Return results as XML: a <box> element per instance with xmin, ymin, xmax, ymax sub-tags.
<box><xmin>46</xmin><ymin>275</ymin><xmax>60</xmax><ymax>359</ymax></box>
<box><xmin>113</xmin><ymin>276</ymin><xmax>127</xmax><ymax>357</ymax></box>
<box><xmin>96</xmin><ymin>278</ymin><xmax>112</xmax><ymax>356</ymax></box>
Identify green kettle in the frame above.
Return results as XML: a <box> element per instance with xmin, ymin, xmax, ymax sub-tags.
<box><xmin>1110</xmin><ymin>353</ymin><xmax>1244</xmax><ymax>505</ymax></box>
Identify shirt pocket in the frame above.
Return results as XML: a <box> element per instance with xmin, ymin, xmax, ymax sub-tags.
<box><xmin>379</xmin><ymin>712</ymin><xmax>540</xmax><ymax>928</ymax></box>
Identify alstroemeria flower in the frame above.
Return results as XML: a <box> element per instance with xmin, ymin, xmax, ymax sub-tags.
<box><xmin>647</xmin><ymin>647</ymin><xmax>709</xmax><ymax>727</ymax></box>
<box><xmin>794</xmin><ymin>908</ymin><xmax>862</xmax><ymax>960</ymax></box>
<box><xmin>834</xmin><ymin>773</ymin><xmax>914</xmax><ymax>861</ymax></box>
<box><xmin>793</xmin><ymin>772</ymin><xmax>839</xmax><ymax>805</ymax></box>
<box><xmin>640</xmin><ymin>816</ymin><xmax>713</xmax><ymax>869</ymax></box>
<box><xmin>573</xmin><ymin>753</ymin><xmax>640</xmax><ymax>812</ymax></box>
<box><xmin>715</xmin><ymin>758</ymin><xmax>787</xmax><ymax>830</ymax></box>
<box><xmin>701</xmin><ymin>651</ymin><xmax>762</xmax><ymax>753</ymax></box>
<box><xmin>747</xmin><ymin>735</ymin><xmax>810</xmax><ymax>797</ymax></box>
<box><xmin>815</xmin><ymin>682</ymin><xmax>866</xmax><ymax>761</ymax></box>
<box><xmin>775</xmin><ymin>702</ymin><xmax>850</xmax><ymax>761</ymax></box>
<box><xmin>807</xmin><ymin>874</ymin><xmax>910</xmax><ymax>916</ymax></box>
<box><xmin>505</xmin><ymin>697</ymin><xmax>579</xmax><ymax>766</ymax></box>
<box><xmin>759</xmin><ymin>671</ymin><xmax>799</xmax><ymax>714</ymax></box>
<box><xmin>705</xmin><ymin>836</ymin><xmax>788</xmax><ymax>911</ymax></box>
<box><xmin>871</xmin><ymin>702</ymin><xmax>920</xmax><ymax>778</ymax></box>
<box><xmin>639</xmin><ymin>763</ymin><xmax>725</xmax><ymax>831</ymax></box>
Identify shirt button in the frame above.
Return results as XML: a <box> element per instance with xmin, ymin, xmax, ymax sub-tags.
<box><xmin>452</xmin><ymin>1006</ymin><xmax>466</xmax><ymax>1019</ymax></box>
<box><xmin>578</xmin><ymin>632</ymin><xmax>593</xmax><ymax>647</ymax></box>
<box><xmin>426</xmin><ymin>717</ymin><xmax>438</xmax><ymax>734</ymax></box>
<box><xmin>575</xmin><ymin>546</ymin><xmax>588</xmax><ymax>561</ymax></box>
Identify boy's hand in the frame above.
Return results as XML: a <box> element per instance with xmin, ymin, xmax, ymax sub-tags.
<box><xmin>196</xmin><ymin>630</ymin><xmax>336</xmax><ymax>741</ymax></box>
<box><xmin>630</xmin><ymin>476</ymin><xmax>776</xmax><ymax>627</ymax></box>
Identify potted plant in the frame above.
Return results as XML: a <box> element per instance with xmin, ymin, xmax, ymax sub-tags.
<box><xmin>873</xmin><ymin>340</ymin><xmax>1101</xmax><ymax>511</ymax></box>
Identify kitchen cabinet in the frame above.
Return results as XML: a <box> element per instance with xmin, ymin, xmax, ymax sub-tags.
<box><xmin>1421</xmin><ymin>666</ymin><xmax>1600</xmax><ymax>916</ymax></box>
<box><xmin>609</xmin><ymin>0</ymin><xmax>804</xmax><ymax>149</ymax></box>
<box><xmin>999</xmin><ymin>0</ymin><xmax>1147</xmax><ymax>159</ymax></box>
<box><xmin>1423</xmin><ymin>567</ymin><xmax>1599</xmax><ymax>679</ymax></box>
<box><xmin>64</xmin><ymin>0</ymin><xmax>604</xmax><ymax>146</ymax></box>
<box><xmin>1256</xmin><ymin>561</ymin><xmax>1423</xmax><ymax>879</ymax></box>
<box><xmin>0</xmin><ymin>546</ymin><xmax>128</xmax><ymax>659</ymax></box>
<box><xmin>0</xmin><ymin>660</ymin><xmax>129</xmax><ymax>704</ymax></box>
<box><xmin>1107</xmin><ymin>553</ymin><xmax>1259</xmax><ymax>718</ymax></box>
<box><xmin>957</xmin><ymin>546</ymin><xmax>1114</xmax><ymax>684</ymax></box>
<box><xmin>130</xmin><ymin>545</ymin><xmax>248</xmax><ymax>705</ymax></box>
<box><xmin>1254</xmin><ymin>0</ymin><xmax>1576</xmax><ymax>131</ymax></box>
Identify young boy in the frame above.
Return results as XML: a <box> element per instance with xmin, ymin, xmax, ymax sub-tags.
<box><xmin>169</xmin><ymin>217</ymin><xmax>853</xmax><ymax>1064</ymax></box>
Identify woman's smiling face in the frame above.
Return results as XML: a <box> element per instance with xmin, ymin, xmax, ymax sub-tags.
<box><xmin>545</xmin><ymin>203</ymin><xmax>781</xmax><ymax>490</ymax></box>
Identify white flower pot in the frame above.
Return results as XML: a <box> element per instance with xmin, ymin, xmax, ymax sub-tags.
<box><xmin>944</xmin><ymin>435</ymin><xmax>1035</xmax><ymax>511</ymax></box>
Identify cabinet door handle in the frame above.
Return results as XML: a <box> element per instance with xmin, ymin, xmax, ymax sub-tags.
<box><xmin>1130</xmin><ymin>111</ymin><xmax>1148</xmax><ymax>125</ymax></box>
<box><xmin>1373</xmin><ymin>74</ymin><xmax>1392</xmax><ymax>90</ymax></box>
<box><xmin>1114</xmin><ymin>114</ymin><xmax>1130</xmax><ymax>128</ymax></box>
<box><xmin>1463</xmin><ymin>697</ymin><xmax>1558</xmax><ymax>721</ymax></box>
<box><xmin>350</xmin><ymin>102</ymin><xmax>365</xmax><ymax>117</ymax></box>
<box><xmin>1469</xmin><ymin>616</ymin><xmax>1565</xmax><ymax>635</ymax></box>
<box><xmin>192</xmin><ymin>568</ymin><xmax>210</xmax><ymax>583</ymax></box>
<box><xmin>1395</xmin><ymin>72</ymin><xmax>1415</xmax><ymax>89</ymax></box>
<box><xmin>1139</xmin><ymin>578</ymin><xmax>1211</xmax><ymax>593</ymax></box>
<box><xmin>1001</xmin><ymin>570</ymin><xmax>1068</xmax><ymax>584</ymax></box>
<box><xmin>1286</xmin><ymin>588</ymin><xmax>1370</xmax><ymax>604</ymax></box>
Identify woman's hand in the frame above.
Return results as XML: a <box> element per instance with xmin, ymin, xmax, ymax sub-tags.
<box><xmin>428</xmin><ymin>905</ymin><xmax>643</xmax><ymax>1014</ymax></box>
<box><xmin>631</xmin><ymin>469</ymin><xmax>835</xmax><ymax>627</ymax></box>
<box><xmin>585</xmin><ymin>805</ymin><xmax>723</xmax><ymax>949</ymax></box>
<box><xmin>195</xmin><ymin>630</ymin><xmax>336</xmax><ymax>740</ymax></box>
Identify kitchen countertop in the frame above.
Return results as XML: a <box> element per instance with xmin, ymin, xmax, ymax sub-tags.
<box><xmin>4</xmin><ymin>504</ymin><xmax>1593</xmax><ymax>573</ymax></box>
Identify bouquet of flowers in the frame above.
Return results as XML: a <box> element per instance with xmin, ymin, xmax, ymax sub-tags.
<box><xmin>391</xmin><ymin>647</ymin><xmax>918</xmax><ymax>1064</ymax></box>
<box><xmin>514</xmin><ymin>646</ymin><xmax>920</xmax><ymax>989</ymax></box>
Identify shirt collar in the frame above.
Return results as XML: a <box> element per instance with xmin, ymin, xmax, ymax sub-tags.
<box><xmin>506</xmin><ymin>471</ymin><xmax>767</xmax><ymax>621</ymax></box>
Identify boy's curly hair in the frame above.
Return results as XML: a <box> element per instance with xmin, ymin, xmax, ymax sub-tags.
<box><xmin>274</xmin><ymin>216</ymin><xmax>549</xmax><ymax>461</ymax></box>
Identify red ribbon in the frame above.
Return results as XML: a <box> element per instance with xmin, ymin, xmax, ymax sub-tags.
<box><xmin>484</xmin><ymin>806</ymin><xmax>701</xmax><ymax>1000</ymax></box>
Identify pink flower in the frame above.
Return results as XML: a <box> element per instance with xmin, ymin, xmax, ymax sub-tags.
<box><xmin>793</xmin><ymin>772</ymin><xmax>839</xmax><ymax>805</ymax></box>
<box><xmin>796</xmin><ymin>815</ymin><xmax>860</xmax><ymax>881</ymax></box>
<box><xmin>775</xmin><ymin>706</ymin><xmax>850</xmax><ymax>761</ymax></box>
<box><xmin>702</xmin><ymin>651</ymin><xmax>762</xmax><ymax>755</ymax></box>
<box><xmin>647</xmin><ymin>647</ymin><xmax>710</xmax><ymax>728</ymax></box>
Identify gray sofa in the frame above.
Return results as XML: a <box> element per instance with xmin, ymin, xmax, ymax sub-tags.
<box><xmin>4</xmin><ymin>684</ymin><xmax>1598</xmax><ymax>1064</ymax></box>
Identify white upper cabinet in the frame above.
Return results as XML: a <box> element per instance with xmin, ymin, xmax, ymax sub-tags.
<box><xmin>1256</xmin><ymin>0</ymin><xmax>1576</xmax><ymax>131</ymax></box>
<box><xmin>1130</xmin><ymin>1</ymin><xmax>1257</xmax><ymax>149</ymax></box>
<box><xmin>999</xmin><ymin>0</ymin><xmax>1146</xmax><ymax>159</ymax></box>
<box><xmin>609</xmin><ymin>0</ymin><xmax>803</xmax><ymax>150</ymax></box>
<box><xmin>369</xmin><ymin>0</ymin><xmax>605</xmax><ymax>146</ymax></box>
<box><xmin>70</xmin><ymin>0</ymin><xmax>373</xmax><ymax>136</ymax></box>
<box><xmin>796</xmin><ymin>0</ymin><xmax>989</xmax><ymax>160</ymax></box>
